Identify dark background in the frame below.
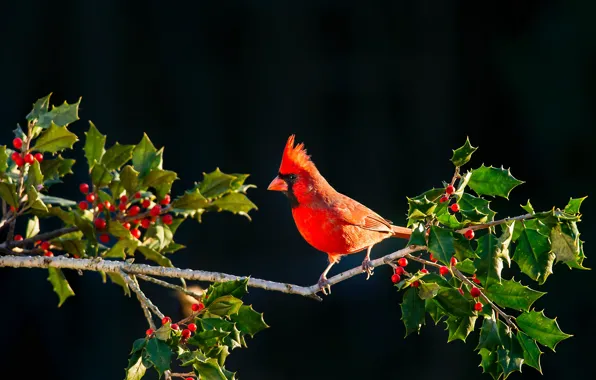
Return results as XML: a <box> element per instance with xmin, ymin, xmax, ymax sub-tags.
<box><xmin>1</xmin><ymin>1</ymin><xmax>595</xmax><ymax>379</ymax></box>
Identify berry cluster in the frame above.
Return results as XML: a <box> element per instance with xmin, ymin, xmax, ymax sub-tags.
<box><xmin>440</xmin><ymin>185</ymin><xmax>475</xmax><ymax>241</ymax></box>
<box><xmin>10</xmin><ymin>137</ymin><xmax>43</xmax><ymax>168</ymax></box>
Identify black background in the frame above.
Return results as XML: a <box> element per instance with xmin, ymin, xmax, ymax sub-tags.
<box><xmin>1</xmin><ymin>1</ymin><xmax>595</xmax><ymax>379</ymax></box>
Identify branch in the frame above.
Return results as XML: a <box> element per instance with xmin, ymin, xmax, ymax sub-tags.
<box><xmin>136</xmin><ymin>274</ymin><xmax>204</xmax><ymax>299</ymax></box>
<box><xmin>119</xmin><ymin>270</ymin><xmax>164</xmax><ymax>320</ymax></box>
<box><xmin>0</xmin><ymin>245</ymin><xmax>427</xmax><ymax>300</ymax></box>
<box><xmin>456</xmin><ymin>213</ymin><xmax>534</xmax><ymax>233</ymax></box>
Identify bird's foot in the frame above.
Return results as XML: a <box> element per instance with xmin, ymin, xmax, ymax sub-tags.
<box><xmin>318</xmin><ymin>275</ymin><xmax>331</xmax><ymax>295</ymax></box>
<box><xmin>361</xmin><ymin>259</ymin><xmax>374</xmax><ymax>280</ymax></box>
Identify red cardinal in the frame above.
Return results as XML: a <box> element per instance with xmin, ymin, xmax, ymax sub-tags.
<box><xmin>268</xmin><ymin>135</ymin><xmax>411</xmax><ymax>294</ymax></box>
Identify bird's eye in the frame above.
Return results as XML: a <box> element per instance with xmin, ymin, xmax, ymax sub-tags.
<box><xmin>288</xmin><ymin>174</ymin><xmax>297</xmax><ymax>181</ymax></box>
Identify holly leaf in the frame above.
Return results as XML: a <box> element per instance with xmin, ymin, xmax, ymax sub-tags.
<box><xmin>468</xmin><ymin>165</ymin><xmax>524</xmax><ymax>199</ymax></box>
<box><xmin>101</xmin><ymin>142</ymin><xmax>134</xmax><ymax>170</ymax></box>
<box><xmin>26</xmin><ymin>216</ymin><xmax>40</xmax><ymax>238</ymax></box>
<box><xmin>199</xmin><ymin>168</ymin><xmax>237</xmax><ymax>199</ymax></box>
<box><xmin>418</xmin><ymin>282</ymin><xmax>440</xmax><ymax>300</ymax></box>
<box><xmin>206</xmin><ymin>279</ymin><xmax>248</xmax><ymax>306</ymax></box>
<box><xmin>39</xmin><ymin>195</ymin><xmax>76</xmax><ymax>207</ymax></box>
<box><xmin>0</xmin><ymin>182</ymin><xmax>18</xmax><ymax>207</ymax></box>
<box><xmin>84</xmin><ymin>122</ymin><xmax>106</xmax><ymax>171</ymax></box>
<box><xmin>513</xmin><ymin>227</ymin><xmax>555</xmax><ymax>284</ymax></box>
<box><xmin>145</xmin><ymin>338</ymin><xmax>172</xmax><ymax>377</ymax></box>
<box><xmin>27</xmin><ymin>186</ymin><xmax>48</xmax><ymax>213</ymax></box>
<box><xmin>521</xmin><ymin>200</ymin><xmax>535</xmax><ymax>214</ymax></box>
<box><xmin>230</xmin><ymin>305</ymin><xmax>269</xmax><ymax>337</ymax></box>
<box><xmin>407</xmin><ymin>223</ymin><xmax>427</xmax><ymax>246</ymax></box>
<box><xmin>48</xmin><ymin>268</ymin><xmax>75</xmax><ymax>307</ymax></box>
<box><xmin>0</xmin><ymin>146</ymin><xmax>8</xmax><ymax>174</ymax></box>
<box><xmin>434</xmin><ymin>285</ymin><xmax>474</xmax><ymax>317</ymax></box>
<box><xmin>485</xmin><ymin>279</ymin><xmax>545</xmax><ymax>311</ymax></box>
<box><xmin>142</xmin><ymin>169</ymin><xmax>177</xmax><ymax>198</ymax></box>
<box><xmin>26</xmin><ymin>93</ymin><xmax>52</xmax><ymax>122</ymax></box>
<box><xmin>455</xmin><ymin>258</ymin><xmax>476</xmax><ymax>274</ymax></box>
<box><xmin>425</xmin><ymin>299</ymin><xmax>446</xmax><ymax>325</ymax></box>
<box><xmin>91</xmin><ymin>163</ymin><xmax>113</xmax><ymax>188</ymax></box>
<box><xmin>137</xmin><ymin>246</ymin><xmax>173</xmax><ymax>267</ymax></box>
<box><xmin>125</xmin><ymin>355</ymin><xmax>147</xmax><ymax>380</ymax></box>
<box><xmin>407</xmin><ymin>196</ymin><xmax>437</xmax><ymax>224</ymax></box>
<box><xmin>120</xmin><ymin>165</ymin><xmax>140</xmax><ymax>195</ymax></box>
<box><xmin>132</xmin><ymin>133</ymin><xmax>159</xmax><ymax>178</ymax></box>
<box><xmin>35</xmin><ymin>97</ymin><xmax>81</xmax><ymax>129</ymax></box>
<box><xmin>400</xmin><ymin>288</ymin><xmax>425</xmax><ymax>337</ymax></box>
<box><xmin>427</xmin><ymin>226</ymin><xmax>455</xmax><ymax>265</ymax></box>
<box><xmin>172</xmin><ymin>189</ymin><xmax>208</xmax><ymax>210</ymax></box>
<box><xmin>517</xmin><ymin>331</ymin><xmax>543</xmax><ymax>373</ymax></box>
<box><xmin>479</xmin><ymin>348</ymin><xmax>501</xmax><ymax>380</ymax></box>
<box><xmin>516</xmin><ymin>310</ymin><xmax>572</xmax><ymax>351</ymax></box>
<box><xmin>477</xmin><ymin>315</ymin><xmax>503</xmax><ymax>350</ymax></box>
<box><xmin>207</xmin><ymin>295</ymin><xmax>243</xmax><ymax>317</ymax></box>
<box><xmin>451</xmin><ymin>137</ymin><xmax>478</xmax><ymax>167</ymax></box>
<box><xmin>564</xmin><ymin>196</ymin><xmax>587</xmax><ymax>215</ymax></box>
<box><xmin>209</xmin><ymin>193</ymin><xmax>257</xmax><ymax>220</ymax></box>
<box><xmin>453</xmin><ymin>233</ymin><xmax>477</xmax><ymax>260</ymax></box>
<box><xmin>194</xmin><ymin>358</ymin><xmax>228</xmax><ymax>380</ymax></box>
<box><xmin>474</xmin><ymin>234</ymin><xmax>502</xmax><ymax>287</ymax></box>
<box><xmin>550</xmin><ymin>224</ymin><xmax>579</xmax><ymax>263</ymax></box>
<box><xmin>104</xmin><ymin>239</ymin><xmax>138</xmax><ymax>259</ymax></box>
<box><xmin>25</xmin><ymin>160</ymin><xmax>44</xmax><ymax>189</ymax></box>
<box><xmin>33</xmin><ymin>122</ymin><xmax>78</xmax><ymax>153</ymax></box>
<box><xmin>445</xmin><ymin>315</ymin><xmax>477</xmax><ymax>342</ymax></box>
<box><xmin>40</xmin><ymin>155</ymin><xmax>75</xmax><ymax>182</ymax></box>
<box><xmin>497</xmin><ymin>338</ymin><xmax>524</xmax><ymax>379</ymax></box>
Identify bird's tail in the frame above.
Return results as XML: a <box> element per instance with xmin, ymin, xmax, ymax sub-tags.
<box><xmin>391</xmin><ymin>225</ymin><xmax>412</xmax><ymax>239</ymax></box>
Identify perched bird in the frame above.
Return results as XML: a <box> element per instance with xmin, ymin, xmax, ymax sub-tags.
<box><xmin>268</xmin><ymin>135</ymin><xmax>411</xmax><ymax>294</ymax></box>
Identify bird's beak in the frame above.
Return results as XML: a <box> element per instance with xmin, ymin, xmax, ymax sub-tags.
<box><xmin>267</xmin><ymin>176</ymin><xmax>288</xmax><ymax>192</ymax></box>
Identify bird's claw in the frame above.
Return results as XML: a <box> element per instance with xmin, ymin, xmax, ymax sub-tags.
<box><xmin>318</xmin><ymin>276</ymin><xmax>331</xmax><ymax>295</ymax></box>
<box><xmin>361</xmin><ymin>259</ymin><xmax>374</xmax><ymax>280</ymax></box>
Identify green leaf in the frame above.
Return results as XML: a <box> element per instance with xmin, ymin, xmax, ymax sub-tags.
<box><xmin>407</xmin><ymin>223</ymin><xmax>427</xmax><ymax>246</ymax></box>
<box><xmin>39</xmin><ymin>194</ymin><xmax>76</xmax><ymax>207</ymax></box>
<box><xmin>230</xmin><ymin>305</ymin><xmax>269</xmax><ymax>337</ymax></box>
<box><xmin>40</xmin><ymin>155</ymin><xmax>75</xmax><ymax>182</ymax></box>
<box><xmin>474</xmin><ymin>234</ymin><xmax>502</xmax><ymax>288</ymax></box>
<box><xmin>125</xmin><ymin>355</ymin><xmax>147</xmax><ymax>380</ymax></box>
<box><xmin>33</xmin><ymin>122</ymin><xmax>78</xmax><ymax>153</ymax></box>
<box><xmin>418</xmin><ymin>282</ymin><xmax>440</xmax><ymax>300</ymax></box>
<box><xmin>101</xmin><ymin>143</ymin><xmax>134</xmax><ymax>170</ymax></box>
<box><xmin>74</xmin><ymin>211</ymin><xmax>96</xmax><ymax>242</ymax></box>
<box><xmin>90</xmin><ymin>163</ymin><xmax>113</xmax><ymax>188</ymax></box>
<box><xmin>206</xmin><ymin>279</ymin><xmax>249</xmax><ymax>306</ymax></box>
<box><xmin>104</xmin><ymin>239</ymin><xmax>138</xmax><ymax>259</ymax></box>
<box><xmin>179</xmin><ymin>350</ymin><xmax>208</xmax><ymax>366</ymax></box>
<box><xmin>120</xmin><ymin>165</ymin><xmax>140</xmax><ymax>195</ymax></box>
<box><xmin>400</xmin><ymin>288</ymin><xmax>425</xmax><ymax>336</ymax></box>
<box><xmin>26</xmin><ymin>93</ymin><xmax>52</xmax><ymax>122</ymax></box>
<box><xmin>145</xmin><ymin>338</ymin><xmax>172</xmax><ymax>377</ymax></box>
<box><xmin>172</xmin><ymin>189</ymin><xmax>209</xmax><ymax>210</ymax></box>
<box><xmin>0</xmin><ymin>182</ymin><xmax>18</xmax><ymax>207</ymax></box>
<box><xmin>132</xmin><ymin>134</ymin><xmax>159</xmax><ymax>178</ymax></box>
<box><xmin>0</xmin><ymin>146</ymin><xmax>8</xmax><ymax>175</ymax></box>
<box><xmin>468</xmin><ymin>165</ymin><xmax>524</xmax><ymax>199</ymax></box>
<box><xmin>513</xmin><ymin>227</ymin><xmax>555</xmax><ymax>284</ymax></box>
<box><xmin>26</xmin><ymin>216</ymin><xmax>40</xmax><ymax>238</ymax></box>
<box><xmin>434</xmin><ymin>285</ymin><xmax>473</xmax><ymax>317</ymax></box>
<box><xmin>445</xmin><ymin>315</ymin><xmax>477</xmax><ymax>342</ymax></box>
<box><xmin>550</xmin><ymin>224</ymin><xmax>579</xmax><ymax>263</ymax></box>
<box><xmin>521</xmin><ymin>200</ymin><xmax>535</xmax><ymax>214</ymax></box>
<box><xmin>485</xmin><ymin>279</ymin><xmax>545</xmax><ymax>311</ymax></box>
<box><xmin>25</xmin><ymin>160</ymin><xmax>44</xmax><ymax>188</ymax></box>
<box><xmin>47</xmin><ymin>268</ymin><xmax>75</xmax><ymax>307</ymax></box>
<box><xmin>455</xmin><ymin>258</ymin><xmax>476</xmax><ymax>274</ymax></box>
<box><xmin>478</xmin><ymin>348</ymin><xmax>501</xmax><ymax>380</ymax></box>
<box><xmin>194</xmin><ymin>358</ymin><xmax>228</xmax><ymax>380</ymax></box>
<box><xmin>84</xmin><ymin>121</ymin><xmax>106</xmax><ymax>170</ymax></box>
<box><xmin>198</xmin><ymin>168</ymin><xmax>239</xmax><ymax>199</ymax></box>
<box><xmin>517</xmin><ymin>331</ymin><xmax>543</xmax><ymax>373</ymax></box>
<box><xmin>209</xmin><ymin>193</ymin><xmax>257</xmax><ymax>220</ymax></box>
<box><xmin>453</xmin><ymin>233</ymin><xmax>477</xmax><ymax>260</ymax></box>
<box><xmin>516</xmin><ymin>310</ymin><xmax>572</xmax><ymax>351</ymax></box>
<box><xmin>497</xmin><ymin>340</ymin><xmax>524</xmax><ymax>379</ymax></box>
<box><xmin>451</xmin><ymin>137</ymin><xmax>478</xmax><ymax>167</ymax></box>
<box><xmin>108</xmin><ymin>221</ymin><xmax>133</xmax><ymax>240</ymax></box>
<box><xmin>137</xmin><ymin>246</ymin><xmax>173</xmax><ymax>267</ymax></box>
<box><xmin>564</xmin><ymin>196</ymin><xmax>587</xmax><ymax>215</ymax></box>
<box><xmin>142</xmin><ymin>169</ymin><xmax>177</xmax><ymax>198</ymax></box>
<box><xmin>26</xmin><ymin>186</ymin><xmax>48</xmax><ymax>213</ymax></box>
<box><xmin>35</xmin><ymin>97</ymin><xmax>81</xmax><ymax>129</ymax></box>
<box><xmin>208</xmin><ymin>295</ymin><xmax>243</xmax><ymax>316</ymax></box>
<box><xmin>407</xmin><ymin>196</ymin><xmax>437</xmax><ymax>224</ymax></box>
<box><xmin>425</xmin><ymin>299</ymin><xmax>445</xmax><ymax>325</ymax></box>
<box><xmin>427</xmin><ymin>226</ymin><xmax>455</xmax><ymax>265</ymax></box>
<box><xmin>458</xmin><ymin>192</ymin><xmax>496</xmax><ymax>222</ymax></box>
<box><xmin>477</xmin><ymin>315</ymin><xmax>503</xmax><ymax>350</ymax></box>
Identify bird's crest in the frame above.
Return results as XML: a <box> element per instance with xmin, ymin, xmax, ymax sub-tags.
<box><xmin>279</xmin><ymin>135</ymin><xmax>315</xmax><ymax>173</ymax></box>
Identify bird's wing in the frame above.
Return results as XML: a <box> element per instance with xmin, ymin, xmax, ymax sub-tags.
<box><xmin>334</xmin><ymin>197</ymin><xmax>393</xmax><ymax>233</ymax></box>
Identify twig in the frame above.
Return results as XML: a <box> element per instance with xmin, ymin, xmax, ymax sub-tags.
<box><xmin>0</xmin><ymin>245</ymin><xmax>427</xmax><ymax>299</ymax></box>
<box><xmin>136</xmin><ymin>274</ymin><xmax>204</xmax><ymax>299</ymax></box>
<box><xmin>1</xmin><ymin>226</ymin><xmax>79</xmax><ymax>250</ymax></box>
<box><xmin>171</xmin><ymin>373</ymin><xmax>194</xmax><ymax>379</ymax></box>
<box><xmin>119</xmin><ymin>270</ymin><xmax>165</xmax><ymax>320</ymax></box>
<box><xmin>456</xmin><ymin>213</ymin><xmax>534</xmax><ymax>233</ymax></box>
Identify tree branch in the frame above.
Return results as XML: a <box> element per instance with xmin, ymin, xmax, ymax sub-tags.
<box><xmin>136</xmin><ymin>274</ymin><xmax>204</xmax><ymax>299</ymax></box>
<box><xmin>119</xmin><ymin>270</ymin><xmax>165</xmax><ymax>320</ymax></box>
<box><xmin>0</xmin><ymin>245</ymin><xmax>427</xmax><ymax>300</ymax></box>
<box><xmin>456</xmin><ymin>213</ymin><xmax>534</xmax><ymax>233</ymax></box>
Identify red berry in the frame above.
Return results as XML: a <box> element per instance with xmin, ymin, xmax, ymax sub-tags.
<box><xmin>150</xmin><ymin>205</ymin><xmax>161</xmax><ymax>217</ymax></box>
<box><xmin>14</xmin><ymin>156</ymin><xmax>25</xmax><ymax>167</ymax></box>
<box><xmin>472</xmin><ymin>274</ymin><xmax>481</xmax><ymax>284</ymax></box>
<box><xmin>171</xmin><ymin>323</ymin><xmax>180</xmax><ymax>331</ymax></box>
<box><xmin>34</xmin><ymin>153</ymin><xmax>43</xmax><ymax>162</ymax></box>
<box><xmin>141</xmin><ymin>199</ymin><xmax>151</xmax><ymax>208</ymax></box>
<box><xmin>397</xmin><ymin>258</ymin><xmax>408</xmax><ymax>267</ymax></box>
<box><xmin>41</xmin><ymin>241</ymin><xmax>50</xmax><ymax>250</ymax></box>
<box><xmin>161</xmin><ymin>214</ymin><xmax>173</xmax><ymax>225</ymax></box>
<box><xmin>160</xmin><ymin>194</ymin><xmax>171</xmax><ymax>205</ymax></box>
<box><xmin>141</xmin><ymin>219</ymin><xmax>151</xmax><ymax>229</ymax></box>
<box><xmin>79</xmin><ymin>183</ymin><xmax>90</xmax><ymax>194</ymax></box>
<box><xmin>429</xmin><ymin>253</ymin><xmax>438</xmax><ymax>263</ymax></box>
<box><xmin>24</xmin><ymin>153</ymin><xmax>35</xmax><ymax>164</ymax></box>
<box><xmin>394</xmin><ymin>266</ymin><xmax>405</xmax><ymax>276</ymax></box>
<box><xmin>439</xmin><ymin>266</ymin><xmax>450</xmax><ymax>276</ymax></box>
<box><xmin>86</xmin><ymin>193</ymin><xmax>96</xmax><ymax>203</ymax></box>
<box><xmin>13</xmin><ymin>137</ymin><xmax>23</xmax><ymax>150</ymax></box>
<box><xmin>122</xmin><ymin>222</ymin><xmax>131</xmax><ymax>230</ymax></box>
<box><xmin>131</xmin><ymin>228</ymin><xmax>141</xmax><ymax>239</ymax></box>
<box><xmin>411</xmin><ymin>280</ymin><xmax>420</xmax><ymax>288</ymax></box>
<box><xmin>97</xmin><ymin>203</ymin><xmax>105</xmax><ymax>212</ymax></box>
<box><xmin>44</xmin><ymin>251</ymin><xmax>54</xmax><ymax>257</ymax></box>
<box><xmin>94</xmin><ymin>218</ymin><xmax>106</xmax><ymax>229</ymax></box>
<box><xmin>133</xmin><ymin>219</ymin><xmax>140</xmax><ymax>224</ymax></box>
<box><xmin>439</xmin><ymin>195</ymin><xmax>449</xmax><ymax>203</ymax></box>
<box><xmin>78</xmin><ymin>201</ymin><xmax>88</xmax><ymax>210</ymax></box>
<box><xmin>185</xmin><ymin>378</ymin><xmax>193</xmax><ymax>380</ymax></box>
<box><xmin>188</xmin><ymin>323</ymin><xmax>197</xmax><ymax>332</ymax></box>
<box><xmin>420</xmin><ymin>268</ymin><xmax>429</xmax><ymax>274</ymax></box>
<box><xmin>99</xmin><ymin>234</ymin><xmax>110</xmax><ymax>243</ymax></box>
<box><xmin>181</xmin><ymin>329</ymin><xmax>192</xmax><ymax>338</ymax></box>
<box><xmin>445</xmin><ymin>184</ymin><xmax>455</xmax><ymax>195</ymax></box>
<box><xmin>109</xmin><ymin>204</ymin><xmax>116</xmax><ymax>212</ymax></box>
<box><xmin>146</xmin><ymin>328</ymin><xmax>154</xmax><ymax>336</ymax></box>
<box><xmin>450</xmin><ymin>203</ymin><xmax>460</xmax><ymax>212</ymax></box>
<box><xmin>470</xmin><ymin>286</ymin><xmax>481</xmax><ymax>298</ymax></box>
<box><xmin>474</xmin><ymin>302</ymin><xmax>483</xmax><ymax>311</ymax></box>
<box><xmin>9</xmin><ymin>206</ymin><xmax>16</xmax><ymax>212</ymax></box>
<box><xmin>458</xmin><ymin>287</ymin><xmax>465</xmax><ymax>296</ymax></box>
<box><xmin>464</xmin><ymin>229</ymin><xmax>475</xmax><ymax>240</ymax></box>
<box><xmin>103</xmin><ymin>200</ymin><xmax>111</xmax><ymax>209</ymax></box>
<box><xmin>119</xmin><ymin>203</ymin><xmax>127</xmax><ymax>211</ymax></box>
<box><xmin>14</xmin><ymin>234</ymin><xmax>23</xmax><ymax>241</ymax></box>
<box><xmin>161</xmin><ymin>316</ymin><xmax>171</xmax><ymax>325</ymax></box>
<box><xmin>128</xmin><ymin>205</ymin><xmax>140</xmax><ymax>216</ymax></box>
<box><xmin>134</xmin><ymin>192</ymin><xmax>142</xmax><ymax>199</ymax></box>
<box><xmin>450</xmin><ymin>257</ymin><xmax>458</xmax><ymax>266</ymax></box>
<box><xmin>191</xmin><ymin>303</ymin><xmax>205</xmax><ymax>312</ymax></box>
<box><xmin>120</xmin><ymin>195</ymin><xmax>128</xmax><ymax>204</ymax></box>
<box><xmin>11</xmin><ymin>152</ymin><xmax>20</xmax><ymax>161</ymax></box>
<box><xmin>391</xmin><ymin>274</ymin><xmax>401</xmax><ymax>283</ymax></box>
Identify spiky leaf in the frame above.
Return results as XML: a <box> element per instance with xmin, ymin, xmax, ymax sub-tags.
<box><xmin>513</xmin><ymin>227</ymin><xmax>555</xmax><ymax>284</ymax></box>
<box><xmin>485</xmin><ymin>279</ymin><xmax>545</xmax><ymax>311</ymax></box>
<box><xmin>516</xmin><ymin>310</ymin><xmax>572</xmax><ymax>351</ymax></box>
<box><xmin>427</xmin><ymin>226</ymin><xmax>455</xmax><ymax>265</ymax></box>
<box><xmin>451</xmin><ymin>137</ymin><xmax>478</xmax><ymax>167</ymax></box>
<box><xmin>400</xmin><ymin>288</ymin><xmax>425</xmax><ymax>336</ymax></box>
<box><xmin>33</xmin><ymin>122</ymin><xmax>78</xmax><ymax>153</ymax></box>
<box><xmin>145</xmin><ymin>338</ymin><xmax>172</xmax><ymax>377</ymax></box>
<box><xmin>468</xmin><ymin>165</ymin><xmax>523</xmax><ymax>199</ymax></box>
<box><xmin>48</xmin><ymin>268</ymin><xmax>75</xmax><ymax>307</ymax></box>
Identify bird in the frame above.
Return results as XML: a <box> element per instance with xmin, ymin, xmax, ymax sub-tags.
<box><xmin>268</xmin><ymin>135</ymin><xmax>411</xmax><ymax>294</ymax></box>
